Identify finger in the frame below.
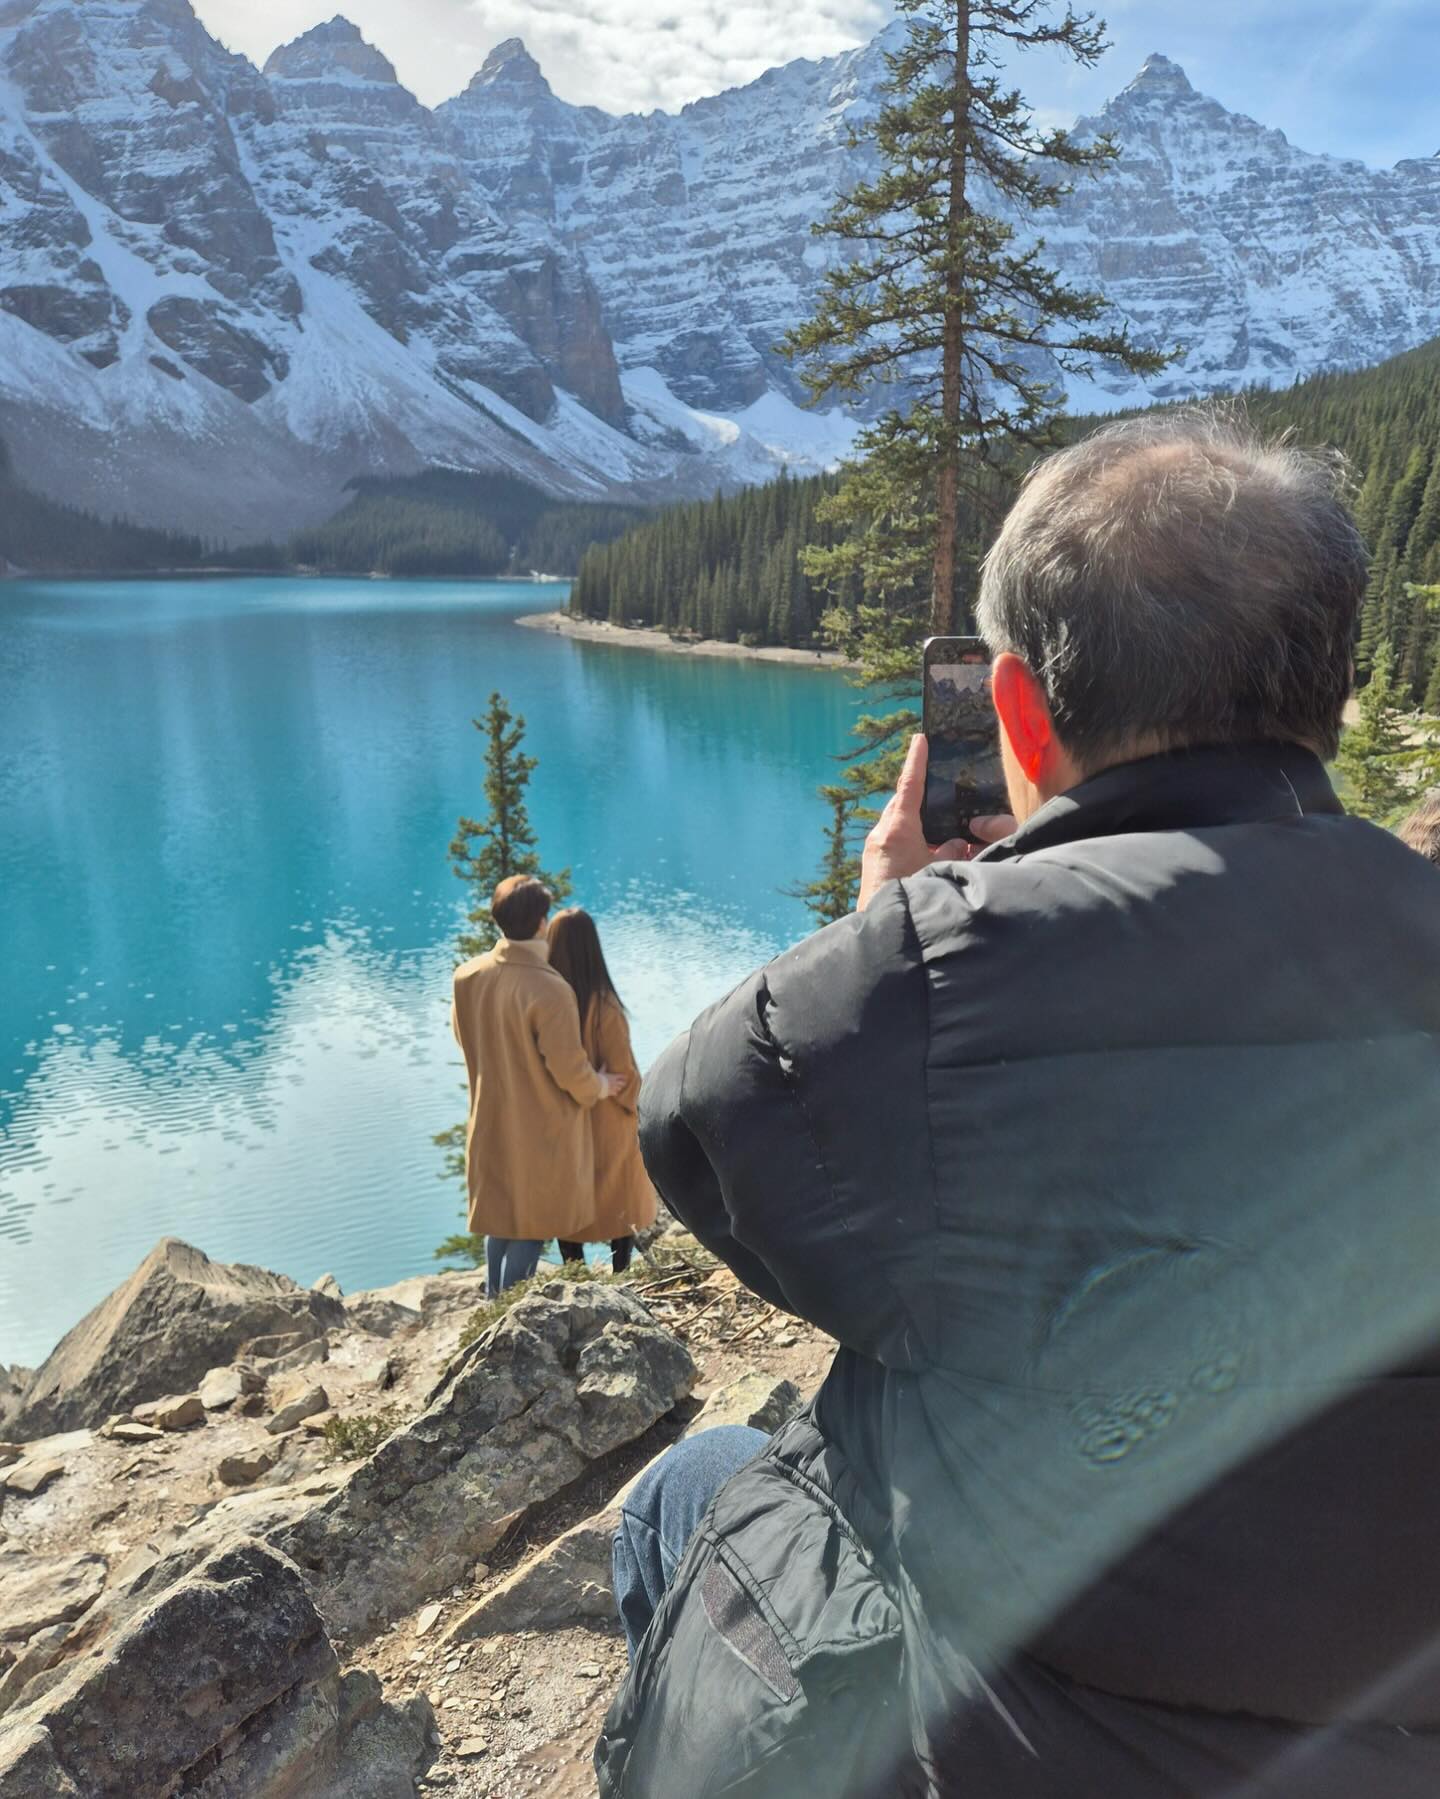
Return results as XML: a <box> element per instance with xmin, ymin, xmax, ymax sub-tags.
<box><xmin>968</xmin><ymin>813</ymin><xmax>1018</xmax><ymax>844</ymax></box>
<box><xmin>892</xmin><ymin>732</ymin><xmax>928</xmax><ymax>813</ymax></box>
<box><xmin>929</xmin><ymin>838</ymin><xmax>975</xmax><ymax>864</ymax></box>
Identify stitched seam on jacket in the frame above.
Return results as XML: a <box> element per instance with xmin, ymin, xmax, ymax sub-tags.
<box><xmin>924</xmin><ymin>1025</ymin><xmax>1440</xmax><ymax>1074</ymax></box>
<box><xmin>762</xmin><ymin>916</ymin><xmax>933</xmax><ymax>1364</ymax></box>
<box><xmin>765</xmin><ymin>1454</ymin><xmax>886</xmax><ymax>1570</ymax></box>
<box><xmin>899</xmin><ymin>878</ymin><xmax>944</xmax><ymax>1366</ymax></box>
<box><xmin>753</xmin><ymin>969</ymin><xmax>854</xmax><ymax>1248</ymax></box>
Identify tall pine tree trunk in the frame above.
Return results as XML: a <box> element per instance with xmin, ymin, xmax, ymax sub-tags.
<box><xmin>931</xmin><ymin>6</ymin><xmax>970</xmax><ymax>637</ymax></box>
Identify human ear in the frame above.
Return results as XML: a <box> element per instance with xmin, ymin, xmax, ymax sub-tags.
<box><xmin>990</xmin><ymin>652</ymin><xmax>1056</xmax><ymax>786</ymax></box>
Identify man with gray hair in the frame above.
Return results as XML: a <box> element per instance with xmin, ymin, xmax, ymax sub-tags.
<box><xmin>596</xmin><ymin>415</ymin><xmax>1440</xmax><ymax>1797</ymax></box>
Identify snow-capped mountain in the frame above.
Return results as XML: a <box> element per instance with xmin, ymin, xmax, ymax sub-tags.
<box><xmin>1053</xmin><ymin>55</ymin><xmax>1440</xmax><ymax>406</ymax></box>
<box><xmin>2</xmin><ymin>1</ymin><xmax>1439</xmax><ymax>540</ymax></box>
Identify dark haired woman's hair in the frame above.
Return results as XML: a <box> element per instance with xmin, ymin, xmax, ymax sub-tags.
<box><xmin>547</xmin><ymin>908</ymin><xmax>624</xmax><ymax>1037</ymax></box>
<box><xmin>1398</xmin><ymin>789</ymin><xmax>1440</xmax><ymax>867</ymax></box>
<box><xmin>491</xmin><ymin>876</ymin><xmax>552</xmax><ymax>941</ymax></box>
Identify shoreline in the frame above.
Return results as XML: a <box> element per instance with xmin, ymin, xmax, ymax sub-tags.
<box><xmin>516</xmin><ymin>608</ymin><xmax>858</xmax><ymax>670</ymax></box>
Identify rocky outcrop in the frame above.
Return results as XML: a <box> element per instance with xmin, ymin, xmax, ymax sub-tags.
<box><xmin>275</xmin><ymin>1280</ymin><xmax>695</xmax><ymax>1641</ymax></box>
<box><xmin>0</xmin><ymin>1539</ymin><xmax>434</xmax><ymax>1798</ymax></box>
<box><xmin>684</xmin><ymin>1371</ymin><xmax>803</xmax><ymax>1437</ymax></box>
<box><xmin>9</xmin><ymin>1239</ymin><xmax>343</xmax><ymax>1442</ymax></box>
<box><xmin>0</xmin><ymin>1553</ymin><xmax>106</xmax><ymax>1650</ymax></box>
<box><xmin>0</xmin><ymin>1249</ymin><xmax>711</xmax><ymax>1792</ymax></box>
<box><xmin>444</xmin><ymin>1506</ymin><xmax>619</xmax><ymax>1641</ymax></box>
<box><xmin>440</xmin><ymin>1369</ymin><xmax>804</xmax><ymax>1641</ymax></box>
<box><xmin>0</xmin><ymin>1368</ymin><xmax>31</xmax><ymax>1437</ymax></box>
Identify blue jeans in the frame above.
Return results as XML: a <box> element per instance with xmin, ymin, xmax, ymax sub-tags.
<box><xmin>612</xmin><ymin>1425</ymin><xmax>768</xmax><ymax>1663</ymax></box>
<box><xmin>485</xmin><ymin>1235</ymin><xmax>543</xmax><ymax>1299</ymax></box>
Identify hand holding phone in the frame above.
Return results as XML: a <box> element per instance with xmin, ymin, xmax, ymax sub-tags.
<box><xmin>921</xmin><ymin>636</ymin><xmax>1011</xmax><ymax>847</ymax></box>
<box><xmin>856</xmin><ymin>732</ymin><xmax>1015</xmax><ymax>912</ymax></box>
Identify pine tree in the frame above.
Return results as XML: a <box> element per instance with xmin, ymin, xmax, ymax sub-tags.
<box><xmin>1403</xmin><ymin>453</ymin><xmax>1440</xmax><ymax>579</ymax></box>
<box><xmin>786</xmin><ymin>789</ymin><xmax>862</xmax><ymax>925</ymax></box>
<box><xmin>435</xmin><ymin>693</ymin><xmax>572</xmax><ymax>1242</ymax></box>
<box><xmin>1398</xmin><ymin>582</ymin><xmax>1439</xmax><ymax>703</ymax></box>
<box><xmin>784</xmin><ymin>0</ymin><xmax>1167</xmax><ymax>638</ymax></box>
<box><xmin>1335</xmin><ymin>642</ymin><xmax>1440</xmax><ymax>823</ymax></box>
<box><xmin>449</xmin><ymin>692</ymin><xmax>572</xmax><ymax>961</ymax></box>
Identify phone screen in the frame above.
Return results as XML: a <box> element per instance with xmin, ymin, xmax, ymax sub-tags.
<box><xmin>921</xmin><ymin>636</ymin><xmax>1009</xmax><ymax>847</ymax></box>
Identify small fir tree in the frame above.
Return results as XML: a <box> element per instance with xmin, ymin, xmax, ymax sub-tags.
<box><xmin>450</xmin><ymin>692</ymin><xmax>571</xmax><ymax>960</ymax></box>
<box><xmin>786</xmin><ymin>789</ymin><xmax>863</xmax><ymax>925</ymax></box>
<box><xmin>1425</xmin><ymin>633</ymin><xmax>1440</xmax><ymax>719</ymax></box>
<box><xmin>435</xmin><ymin>693</ymin><xmax>571</xmax><ymax>1259</ymax></box>
<box><xmin>1335</xmin><ymin>641</ymin><xmax>1440</xmax><ymax>823</ymax></box>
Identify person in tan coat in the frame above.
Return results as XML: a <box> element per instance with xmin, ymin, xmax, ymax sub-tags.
<box><xmin>451</xmin><ymin>876</ymin><xmax>625</xmax><ymax>1298</ymax></box>
<box><xmin>546</xmin><ymin>908</ymin><xmax>658</xmax><ymax>1275</ymax></box>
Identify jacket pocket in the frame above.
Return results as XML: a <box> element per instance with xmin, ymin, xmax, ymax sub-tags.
<box><xmin>596</xmin><ymin>1449</ymin><xmax>906</xmax><ymax>1799</ymax></box>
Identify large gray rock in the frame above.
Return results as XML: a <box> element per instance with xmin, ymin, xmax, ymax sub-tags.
<box><xmin>684</xmin><ymin>1372</ymin><xmax>804</xmax><ymax>1439</ymax></box>
<box><xmin>444</xmin><ymin>1508</ymin><xmax>617</xmax><ymax>1640</ymax></box>
<box><xmin>342</xmin><ymin>1269</ymin><xmax>487</xmax><ymax>1333</ymax></box>
<box><xmin>0</xmin><ymin>1553</ymin><xmax>106</xmax><ymax>1647</ymax></box>
<box><xmin>0</xmin><ymin>1370</ymin><xmax>30</xmax><ymax>1437</ymax></box>
<box><xmin>10</xmin><ymin>1239</ymin><xmax>344</xmax><ymax>1441</ymax></box>
<box><xmin>0</xmin><ymin>1539</ymin><xmax>433</xmax><ymax>1798</ymax></box>
<box><xmin>276</xmin><ymin>1280</ymin><xmax>695</xmax><ymax>1642</ymax></box>
<box><xmin>267</xmin><ymin>1382</ymin><xmax>329</xmax><ymax>1435</ymax></box>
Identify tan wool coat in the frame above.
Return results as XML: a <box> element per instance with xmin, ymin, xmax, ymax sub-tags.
<box><xmin>451</xmin><ymin>936</ymin><xmax>606</xmax><ymax>1241</ymax></box>
<box><xmin>574</xmin><ymin>995</ymin><xmax>658</xmax><ymax>1243</ymax></box>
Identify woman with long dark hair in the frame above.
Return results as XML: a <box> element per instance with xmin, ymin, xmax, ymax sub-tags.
<box><xmin>546</xmin><ymin>908</ymin><xmax>656</xmax><ymax>1272</ymax></box>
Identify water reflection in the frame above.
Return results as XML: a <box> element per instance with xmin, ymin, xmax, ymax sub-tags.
<box><xmin>0</xmin><ymin>580</ymin><xmax>859</xmax><ymax>1362</ymax></box>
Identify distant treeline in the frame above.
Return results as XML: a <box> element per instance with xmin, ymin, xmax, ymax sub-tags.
<box><xmin>568</xmin><ymin>336</ymin><xmax>1440</xmax><ymax>687</ymax></box>
<box><xmin>289</xmin><ymin>470</ymin><xmax>647</xmax><ymax>578</ymax></box>
<box><xmin>570</xmin><ymin>471</ymin><xmax>861</xmax><ymax>647</ymax></box>
<box><xmin>0</xmin><ymin>451</ymin><xmax>647</xmax><ymax>579</ymax></box>
<box><xmin>0</xmin><ymin>436</ymin><xmax>208</xmax><ymax>573</ymax></box>
<box><xmin>1236</xmin><ymin>339</ymin><xmax>1440</xmax><ymax>702</ymax></box>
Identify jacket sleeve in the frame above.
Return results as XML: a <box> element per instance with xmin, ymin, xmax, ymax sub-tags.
<box><xmin>639</xmin><ymin>878</ymin><xmax>937</xmax><ymax>1366</ymax></box>
<box><xmin>596</xmin><ymin>1001</ymin><xmax>642</xmax><ymax>1114</ymax></box>
<box><xmin>534</xmin><ymin>980</ymin><xmax>607</xmax><ymax>1109</ymax></box>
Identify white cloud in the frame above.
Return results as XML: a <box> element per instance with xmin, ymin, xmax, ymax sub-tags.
<box><xmin>191</xmin><ymin>0</ymin><xmax>1438</xmax><ymax>167</ymax></box>
<box><xmin>193</xmin><ymin>0</ymin><xmax>891</xmax><ymax>112</ymax></box>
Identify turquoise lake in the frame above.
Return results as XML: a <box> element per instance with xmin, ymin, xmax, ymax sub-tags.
<box><xmin>0</xmin><ymin>578</ymin><xmax>862</xmax><ymax>1367</ymax></box>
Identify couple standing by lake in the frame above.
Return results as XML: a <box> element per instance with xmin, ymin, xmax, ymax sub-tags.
<box><xmin>451</xmin><ymin>874</ymin><xmax>657</xmax><ymax>1299</ymax></box>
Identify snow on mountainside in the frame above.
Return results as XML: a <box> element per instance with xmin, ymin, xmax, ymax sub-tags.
<box><xmin>1054</xmin><ymin>55</ymin><xmax>1440</xmax><ymax>405</ymax></box>
<box><xmin>1</xmin><ymin>1</ymin><xmax>1439</xmax><ymax>540</ymax></box>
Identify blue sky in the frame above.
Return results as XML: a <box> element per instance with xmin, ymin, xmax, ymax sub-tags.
<box><xmin>195</xmin><ymin>0</ymin><xmax>1438</xmax><ymax>168</ymax></box>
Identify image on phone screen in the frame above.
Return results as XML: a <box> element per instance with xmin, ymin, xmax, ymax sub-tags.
<box><xmin>922</xmin><ymin>639</ymin><xmax>1008</xmax><ymax>846</ymax></box>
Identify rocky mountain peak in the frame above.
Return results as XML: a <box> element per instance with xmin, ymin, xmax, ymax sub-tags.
<box><xmin>263</xmin><ymin>15</ymin><xmax>399</xmax><ymax>85</ymax></box>
<box><xmin>468</xmin><ymin>37</ymin><xmax>552</xmax><ymax>98</ymax></box>
<box><xmin>1119</xmin><ymin>53</ymin><xmax>1197</xmax><ymax>104</ymax></box>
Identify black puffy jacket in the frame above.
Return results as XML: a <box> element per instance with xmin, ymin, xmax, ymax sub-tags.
<box><xmin>595</xmin><ymin>743</ymin><xmax>1440</xmax><ymax>1798</ymax></box>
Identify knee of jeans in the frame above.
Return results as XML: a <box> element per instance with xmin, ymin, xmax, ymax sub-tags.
<box><xmin>620</xmin><ymin>1425</ymin><xmax>769</xmax><ymax>1545</ymax></box>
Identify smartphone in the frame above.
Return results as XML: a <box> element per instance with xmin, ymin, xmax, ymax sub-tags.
<box><xmin>921</xmin><ymin>636</ymin><xmax>1009</xmax><ymax>847</ymax></box>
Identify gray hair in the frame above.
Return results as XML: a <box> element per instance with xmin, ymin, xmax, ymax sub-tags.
<box><xmin>975</xmin><ymin>410</ymin><xmax>1367</xmax><ymax>765</ymax></box>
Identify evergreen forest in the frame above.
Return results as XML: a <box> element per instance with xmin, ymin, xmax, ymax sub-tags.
<box><xmin>288</xmin><ymin>470</ymin><xmax>647</xmax><ymax>578</ymax></box>
<box><xmin>0</xmin><ymin>434</ymin><xmax>208</xmax><ymax>574</ymax></box>
<box><xmin>571</xmin><ymin>335</ymin><xmax>1440</xmax><ymax>709</ymax></box>
<box><xmin>0</xmin><ymin>451</ymin><xmax>647</xmax><ymax>579</ymax></box>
